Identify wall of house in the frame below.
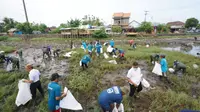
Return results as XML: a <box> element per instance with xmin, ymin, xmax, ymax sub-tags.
<box><xmin>114</xmin><ymin>18</ymin><xmax>129</xmax><ymax>25</ymax></box>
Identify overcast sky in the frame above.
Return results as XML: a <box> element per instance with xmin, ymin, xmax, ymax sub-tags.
<box><xmin>0</xmin><ymin>0</ymin><xmax>200</xmax><ymax>27</ymax></box>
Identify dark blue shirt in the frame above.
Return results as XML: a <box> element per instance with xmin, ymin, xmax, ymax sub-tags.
<box><xmin>48</xmin><ymin>82</ymin><xmax>61</xmax><ymax>111</ymax></box>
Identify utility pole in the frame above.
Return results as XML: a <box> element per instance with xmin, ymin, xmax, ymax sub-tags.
<box><xmin>22</xmin><ymin>0</ymin><xmax>29</xmax><ymax>23</ymax></box>
<box><xmin>144</xmin><ymin>11</ymin><xmax>149</xmax><ymax>22</ymax></box>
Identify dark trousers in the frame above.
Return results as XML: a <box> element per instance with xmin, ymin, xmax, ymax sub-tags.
<box><xmin>129</xmin><ymin>82</ymin><xmax>143</xmax><ymax>97</ymax></box>
<box><xmin>53</xmin><ymin>51</ymin><xmax>59</xmax><ymax>57</ymax></box>
<box><xmin>13</xmin><ymin>61</ymin><xmax>20</xmax><ymax>70</ymax></box>
<box><xmin>30</xmin><ymin>80</ymin><xmax>44</xmax><ymax>99</ymax></box>
<box><xmin>82</xmin><ymin>62</ymin><xmax>88</xmax><ymax>69</ymax></box>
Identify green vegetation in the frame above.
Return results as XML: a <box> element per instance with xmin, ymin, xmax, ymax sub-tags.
<box><xmin>92</xmin><ymin>28</ymin><xmax>108</xmax><ymax>38</ymax></box>
<box><xmin>185</xmin><ymin>18</ymin><xmax>199</xmax><ymax>29</ymax></box>
<box><xmin>137</xmin><ymin>22</ymin><xmax>153</xmax><ymax>33</ymax></box>
<box><xmin>157</xmin><ymin>24</ymin><xmax>170</xmax><ymax>33</ymax></box>
<box><xmin>0</xmin><ymin>46</ymin><xmax>15</xmax><ymax>53</ymax></box>
<box><xmin>111</xmin><ymin>26</ymin><xmax>122</xmax><ymax>33</ymax></box>
<box><xmin>0</xmin><ymin>36</ymin><xmax>8</xmax><ymax>41</ymax></box>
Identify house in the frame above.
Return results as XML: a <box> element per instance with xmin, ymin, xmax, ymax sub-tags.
<box><xmin>8</xmin><ymin>28</ymin><xmax>22</xmax><ymax>36</ymax></box>
<box><xmin>167</xmin><ymin>21</ymin><xmax>185</xmax><ymax>33</ymax></box>
<box><xmin>112</xmin><ymin>12</ymin><xmax>131</xmax><ymax>30</ymax></box>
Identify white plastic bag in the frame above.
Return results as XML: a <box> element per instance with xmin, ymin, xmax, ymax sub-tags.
<box><xmin>79</xmin><ymin>61</ymin><xmax>82</xmax><ymax>66</ymax></box>
<box><xmin>107</xmin><ymin>46</ymin><xmax>113</xmax><ymax>53</ymax></box>
<box><xmin>15</xmin><ymin>80</ymin><xmax>32</xmax><ymax>106</ymax></box>
<box><xmin>108</xmin><ymin>60</ymin><xmax>117</xmax><ymax>64</ymax></box>
<box><xmin>6</xmin><ymin>63</ymin><xmax>13</xmax><ymax>72</ymax></box>
<box><xmin>169</xmin><ymin>68</ymin><xmax>175</xmax><ymax>73</ymax></box>
<box><xmin>104</xmin><ymin>53</ymin><xmax>109</xmax><ymax>59</ymax></box>
<box><xmin>152</xmin><ymin>62</ymin><xmax>162</xmax><ymax>76</ymax></box>
<box><xmin>113</xmin><ymin>55</ymin><xmax>118</xmax><ymax>58</ymax></box>
<box><xmin>60</xmin><ymin>87</ymin><xmax>83</xmax><ymax>110</ymax></box>
<box><xmin>141</xmin><ymin>78</ymin><xmax>150</xmax><ymax>88</ymax></box>
<box><xmin>100</xmin><ymin>48</ymin><xmax>103</xmax><ymax>53</ymax></box>
<box><xmin>112</xmin><ymin>103</ymin><xmax>124</xmax><ymax>112</ymax></box>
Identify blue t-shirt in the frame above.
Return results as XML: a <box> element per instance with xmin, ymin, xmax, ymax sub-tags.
<box><xmin>96</xmin><ymin>44</ymin><xmax>102</xmax><ymax>53</ymax></box>
<box><xmin>110</xmin><ymin>40</ymin><xmax>115</xmax><ymax>47</ymax></box>
<box><xmin>119</xmin><ymin>49</ymin><xmax>124</xmax><ymax>54</ymax></box>
<box><xmin>160</xmin><ymin>58</ymin><xmax>168</xmax><ymax>72</ymax></box>
<box><xmin>87</xmin><ymin>44</ymin><xmax>93</xmax><ymax>52</ymax></box>
<box><xmin>48</xmin><ymin>82</ymin><xmax>61</xmax><ymax>111</ymax></box>
<box><xmin>81</xmin><ymin>55</ymin><xmax>91</xmax><ymax>64</ymax></box>
<box><xmin>82</xmin><ymin>42</ymin><xmax>87</xmax><ymax>49</ymax></box>
<box><xmin>98</xmin><ymin>86</ymin><xmax>123</xmax><ymax>110</ymax></box>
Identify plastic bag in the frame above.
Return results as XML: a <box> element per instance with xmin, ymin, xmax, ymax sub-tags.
<box><xmin>107</xmin><ymin>46</ymin><xmax>113</xmax><ymax>53</ymax></box>
<box><xmin>104</xmin><ymin>53</ymin><xmax>109</xmax><ymax>59</ymax></box>
<box><xmin>152</xmin><ymin>62</ymin><xmax>162</xmax><ymax>76</ymax></box>
<box><xmin>169</xmin><ymin>68</ymin><xmax>175</xmax><ymax>73</ymax></box>
<box><xmin>112</xmin><ymin>103</ymin><xmax>124</xmax><ymax>112</ymax></box>
<box><xmin>108</xmin><ymin>60</ymin><xmax>117</xmax><ymax>64</ymax></box>
<box><xmin>141</xmin><ymin>78</ymin><xmax>150</xmax><ymax>88</ymax></box>
<box><xmin>60</xmin><ymin>87</ymin><xmax>83</xmax><ymax>110</ymax></box>
<box><xmin>79</xmin><ymin>61</ymin><xmax>82</xmax><ymax>66</ymax></box>
<box><xmin>15</xmin><ymin>80</ymin><xmax>32</xmax><ymax>106</ymax></box>
<box><xmin>100</xmin><ymin>48</ymin><xmax>103</xmax><ymax>53</ymax></box>
<box><xmin>6</xmin><ymin>63</ymin><xmax>13</xmax><ymax>72</ymax></box>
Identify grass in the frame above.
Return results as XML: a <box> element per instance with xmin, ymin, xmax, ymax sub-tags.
<box><xmin>0</xmin><ymin>41</ymin><xmax>200</xmax><ymax>112</ymax></box>
<box><xmin>0</xmin><ymin>46</ymin><xmax>16</xmax><ymax>53</ymax></box>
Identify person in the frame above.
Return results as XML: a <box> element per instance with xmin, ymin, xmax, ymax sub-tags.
<box><xmin>110</xmin><ymin>47</ymin><xmax>117</xmax><ymax>56</ymax></box>
<box><xmin>16</xmin><ymin>49</ymin><xmax>23</xmax><ymax>60</ymax></box>
<box><xmin>87</xmin><ymin>42</ymin><xmax>94</xmax><ymax>57</ymax></box>
<box><xmin>194</xmin><ymin>37</ymin><xmax>197</xmax><ymax>41</ymax></box>
<box><xmin>173</xmin><ymin>60</ymin><xmax>186</xmax><ymax>74</ymax></box>
<box><xmin>47</xmin><ymin>46</ymin><xmax>52</xmax><ymax>55</ymax></box>
<box><xmin>129</xmin><ymin>39</ymin><xmax>134</xmax><ymax>47</ymax></box>
<box><xmin>0</xmin><ymin>51</ymin><xmax>5</xmax><ymax>63</ymax></box>
<box><xmin>23</xmin><ymin>64</ymin><xmax>44</xmax><ymax>99</ymax></box>
<box><xmin>132</xmin><ymin>43</ymin><xmax>137</xmax><ymax>49</ymax></box>
<box><xmin>109</xmin><ymin>39</ymin><xmax>115</xmax><ymax>47</ymax></box>
<box><xmin>48</xmin><ymin>73</ymin><xmax>67</xmax><ymax>112</ymax></box>
<box><xmin>160</xmin><ymin>55</ymin><xmax>168</xmax><ymax>78</ymax></box>
<box><xmin>96</xmin><ymin>43</ymin><xmax>102</xmax><ymax>56</ymax></box>
<box><xmin>126</xmin><ymin>62</ymin><xmax>143</xmax><ymax>98</ymax></box>
<box><xmin>81</xmin><ymin>54</ymin><xmax>91</xmax><ymax>69</ymax></box>
<box><xmin>5</xmin><ymin>56</ymin><xmax>20</xmax><ymax>70</ymax></box>
<box><xmin>116</xmin><ymin>48</ymin><xmax>125</xmax><ymax>60</ymax></box>
<box><xmin>53</xmin><ymin>49</ymin><xmax>61</xmax><ymax>57</ymax></box>
<box><xmin>42</xmin><ymin>47</ymin><xmax>51</xmax><ymax>59</ymax></box>
<box><xmin>82</xmin><ymin>41</ymin><xmax>87</xmax><ymax>52</ymax></box>
<box><xmin>98</xmin><ymin>86</ymin><xmax>127</xmax><ymax>112</ymax></box>
<box><xmin>150</xmin><ymin>54</ymin><xmax>160</xmax><ymax>64</ymax></box>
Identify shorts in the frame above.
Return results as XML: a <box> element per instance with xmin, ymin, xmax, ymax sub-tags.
<box><xmin>120</xmin><ymin>53</ymin><xmax>124</xmax><ymax>57</ymax></box>
<box><xmin>53</xmin><ymin>108</ymin><xmax>61</xmax><ymax>112</ymax></box>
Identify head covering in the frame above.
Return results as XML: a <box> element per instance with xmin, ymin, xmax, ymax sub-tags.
<box><xmin>51</xmin><ymin>73</ymin><xmax>61</xmax><ymax>81</ymax></box>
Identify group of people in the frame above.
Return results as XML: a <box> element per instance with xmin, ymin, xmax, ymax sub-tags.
<box><xmin>42</xmin><ymin>46</ymin><xmax>61</xmax><ymax>59</ymax></box>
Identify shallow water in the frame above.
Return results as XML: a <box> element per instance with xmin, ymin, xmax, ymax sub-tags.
<box><xmin>161</xmin><ymin>46</ymin><xmax>200</xmax><ymax>57</ymax></box>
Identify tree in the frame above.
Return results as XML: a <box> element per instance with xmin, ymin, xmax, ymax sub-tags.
<box><xmin>138</xmin><ymin>22</ymin><xmax>153</xmax><ymax>33</ymax></box>
<box><xmin>16</xmin><ymin>22</ymin><xmax>32</xmax><ymax>34</ymax></box>
<box><xmin>197</xmin><ymin>24</ymin><xmax>200</xmax><ymax>29</ymax></box>
<box><xmin>2</xmin><ymin>17</ymin><xmax>17</xmax><ymax>32</ymax></box>
<box><xmin>157</xmin><ymin>24</ymin><xmax>170</xmax><ymax>33</ymax></box>
<box><xmin>111</xmin><ymin>26</ymin><xmax>122</xmax><ymax>33</ymax></box>
<box><xmin>92</xmin><ymin>28</ymin><xmax>108</xmax><ymax>38</ymax></box>
<box><xmin>185</xmin><ymin>18</ymin><xmax>199</xmax><ymax>29</ymax></box>
<box><xmin>82</xmin><ymin>15</ymin><xmax>103</xmax><ymax>26</ymax></box>
<box><xmin>67</xmin><ymin>19</ymin><xmax>81</xmax><ymax>27</ymax></box>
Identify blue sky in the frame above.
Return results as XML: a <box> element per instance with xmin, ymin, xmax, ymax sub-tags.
<box><xmin>0</xmin><ymin>0</ymin><xmax>200</xmax><ymax>26</ymax></box>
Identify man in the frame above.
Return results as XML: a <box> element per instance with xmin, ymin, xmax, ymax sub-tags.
<box><xmin>87</xmin><ymin>42</ymin><xmax>94</xmax><ymax>57</ymax></box>
<box><xmin>174</xmin><ymin>60</ymin><xmax>186</xmax><ymax>74</ymax></box>
<box><xmin>47</xmin><ymin>46</ymin><xmax>52</xmax><ymax>55</ymax></box>
<box><xmin>126</xmin><ymin>62</ymin><xmax>143</xmax><ymax>97</ymax></box>
<box><xmin>109</xmin><ymin>39</ymin><xmax>115</xmax><ymax>47</ymax></box>
<box><xmin>81</xmin><ymin>54</ymin><xmax>91</xmax><ymax>69</ymax></box>
<box><xmin>132</xmin><ymin>43</ymin><xmax>137</xmax><ymax>49</ymax></box>
<box><xmin>98</xmin><ymin>86</ymin><xmax>127</xmax><ymax>112</ymax></box>
<box><xmin>42</xmin><ymin>47</ymin><xmax>51</xmax><ymax>59</ymax></box>
<box><xmin>96</xmin><ymin>43</ymin><xmax>102</xmax><ymax>57</ymax></box>
<box><xmin>116</xmin><ymin>48</ymin><xmax>125</xmax><ymax>60</ymax></box>
<box><xmin>53</xmin><ymin>49</ymin><xmax>61</xmax><ymax>57</ymax></box>
<box><xmin>16</xmin><ymin>49</ymin><xmax>23</xmax><ymax>60</ymax></box>
<box><xmin>150</xmin><ymin>54</ymin><xmax>160</xmax><ymax>64</ymax></box>
<box><xmin>194</xmin><ymin>37</ymin><xmax>197</xmax><ymax>41</ymax></box>
<box><xmin>0</xmin><ymin>51</ymin><xmax>5</xmax><ymax>63</ymax></box>
<box><xmin>160</xmin><ymin>55</ymin><xmax>168</xmax><ymax>78</ymax></box>
<box><xmin>5</xmin><ymin>56</ymin><xmax>20</xmax><ymax>70</ymax></box>
<box><xmin>23</xmin><ymin>64</ymin><xmax>44</xmax><ymax>99</ymax></box>
<box><xmin>48</xmin><ymin>73</ymin><xmax>67</xmax><ymax>112</ymax></box>
<box><xmin>129</xmin><ymin>39</ymin><xmax>134</xmax><ymax>46</ymax></box>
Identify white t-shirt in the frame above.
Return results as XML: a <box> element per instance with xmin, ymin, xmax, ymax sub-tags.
<box><xmin>127</xmin><ymin>67</ymin><xmax>143</xmax><ymax>86</ymax></box>
<box><xmin>29</xmin><ymin>69</ymin><xmax>41</xmax><ymax>83</ymax></box>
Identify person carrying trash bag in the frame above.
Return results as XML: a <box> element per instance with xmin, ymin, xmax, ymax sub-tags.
<box><xmin>160</xmin><ymin>55</ymin><xmax>168</xmax><ymax>78</ymax></box>
<box><xmin>150</xmin><ymin>54</ymin><xmax>160</xmax><ymax>64</ymax></box>
<box><xmin>95</xmin><ymin>42</ymin><xmax>102</xmax><ymax>57</ymax></box>
<box><xmin>5</xmin><ymin>56</ymin><xmax>20</xmax><ymax>70</ymax></box>
<box><xmin>23</xmin><ymin>64</ymin><xmax>44</xmax><ymax>100</ymax></box>
<box><xmin>48</xmin><ymin>73</ymin><xmax>67</xmax><ymax>112</ymax></box>
<box><xmin>173</xmin><ymin>60</ymin><xmax>186</xmax><ymax>74</ymax></box>
<box><xmin>87</xmin><ymin>42</ymin><xmax>94</xmax><ymax>57</ymax></box>
<box><xmin>126</xmin><ymin>62</ymin><xmax>143</xmax><ymax>98</ymax></box>
<box><xmin>98</xmin><ymin>86</ymin><xmax>127</xmax><ymax>112</ymax></box>
<box><xmin>81</xmin><ymin>54</ymin><xmax>91</xmax><ymax>70</ymax></box>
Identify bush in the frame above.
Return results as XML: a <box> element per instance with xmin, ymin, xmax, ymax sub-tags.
<box><xmin>92</xmin><ymin>28</ymin><xmax>108</xmax><ymax>38</ymax></box>
<box><xmin>0</xmin><ymin>36</ymin><xmax>8</xmax><ymax>41</ymax></box>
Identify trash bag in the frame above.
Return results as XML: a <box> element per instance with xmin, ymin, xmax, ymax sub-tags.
<box><xmin>108</xmin><ymin>60</ymin><xmax>117</xmax><ymax>64</ymax></box>
<box><xmin>107</xmin><ymin>45</ymin><xmax>113</xmax><ymax>53</ymax></box>
<box><xmin>169</xmin><ymin>68</ymin><xmax>175</xmax><ymax>73</ymax></box>
<box><xmin>100</xmin><ymin>48</ymin><xmax>103</xmax><ymax>53</ymax></box>
<box><xmin>6</xmin><ymin>63</ymin><xmax>13</xmax><ymax>72</ymax></box>
<box><xmin>60</xmin><ymin>87</ymin><xmax>83</xmax><ymax>110</ymax></box>
<box><xmin>15</xmin><ymin>80</ymin><xmax>32</xmax><ymax>106</ymax></box>
<box><xmin>112</xmin><ymin>103</ymin><xmax>124</xmax><ymax>112</ymax></box>
<box><xmin>141</xmin><ymin>78</ymin><xmax>150</xmax><ymax>88</ymax></box>
<box><xmin>104</xmin><ymin>53</ymin><xmax>109</xmax><ymax>59</ymax></box>
<box><xmin>79</xmin><ymin>60</ymin><xmax>82</xmax><ymax>66</ymax></box>
<box><xmin>152</xmin><ymin>62</ymin><xmax>162</xmax><ymax>76</ymax></box>
<box><xmin>113</xmin><ymin>55</ymin><xmax>118</xmax><ymax>58</ymax></box>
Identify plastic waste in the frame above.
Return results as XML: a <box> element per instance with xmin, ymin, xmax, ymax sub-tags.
<box><xmin>15</xmin><ymin>80</ymin><xmax>32</xmax><ymax>106</ymax></box>
<box><xmin>108</xmin><ymin>60</ymin><xmax>117</xmax><ymax>64</ymax></box>
<box><xmin>100</xmin><ymin>48</ymin><xmax>103</xmax><ymax>53</ymax></box>
<box><xmin>6</xmin><ymin>62</ymin><xmax>13</xmax><ymax>72</ymax></box>
<box><xmin>60</xmin><ymin>87</ymin><xmax>83</xmax><ymax>110</ymax></box>
<box><xmin>152</xmin><ymin>62</ymin><xmax>162</xmax><ymax>76</ymax></box>
<box><xmin>79</xmin><ymin>61</ymin><xmax>82</xmax><ymax>66</ymax></box>
<box><xmin>141</xmin><ymin>78</ymin><xmax>150</xmax><ymax>88</ymax></box>
<box><xmin>112</xmin><ymin>103</ymin><xmax>124</xmax><ymax>112</ymax></box>
<box><xmin>63</xmin><ymin>51</ymin><xmax>77</xmax><ymax>58</ymax></box>
<box><xmin>107</xmin><ymin>45</ymin><xmax>113</xmax><ymax>53</ymax></box>
<box><xmin>104</xmin><ymin>53</ymin><xmax>109</xmax><ymax>59</ymax></box>
<box><xmin>113</xmin><ymin>55</ymin><xmax>118</xmax><ymax>58</ymax></box>
<box><xmin>193</xmin><ymin>64</ymin><xmax>199</xmax><ymax>69</ymax></box>
<box><xmin>169</xmin><ymin>68</ymin><xmax>175</xmax><ymax>73</ymax></box>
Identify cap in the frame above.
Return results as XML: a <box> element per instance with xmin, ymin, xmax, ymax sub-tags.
<box><xmin>51</xmin><ymin>73</ymin><xmax>61</xmax><ymax>81</ymax></box>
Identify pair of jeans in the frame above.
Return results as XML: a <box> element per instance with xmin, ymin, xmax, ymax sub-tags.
<box><xmin>30</xmin><ymin>80</ymin><xmax>44</xmax><ymax>99</ymax></box>
<box><xmin>129</xmin><ymin>82</ymin><xmax>143</xmax><ymax>97</ymax></box>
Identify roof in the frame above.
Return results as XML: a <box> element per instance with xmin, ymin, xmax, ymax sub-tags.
<box><xmin>8</xmin><ymin>28</ymin><xmax>18</xmax><ymax>32</ymax></box>
<box><xmin>113</xmin><ymin>12</ymin><xmax>131</xmax><ymax>18</ymax></box>
<box><xmin>167</xmin><ymin>21</ymin><xmax>185</xmax><ymax>26</ymax></box>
